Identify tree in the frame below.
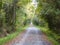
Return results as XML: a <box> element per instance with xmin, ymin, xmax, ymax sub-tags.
<box><xmin>36</xmin><ymin>0</ymin><xmax>60</xmax><ymax>34</ymax></box>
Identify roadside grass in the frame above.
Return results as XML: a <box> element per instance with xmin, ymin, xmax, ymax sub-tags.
<box><xmin>39</xmin><ymin>26</ymin><xmax>60</xmax><ymax>45</ymax></box>
<box><xmin>0</xmin><ymin>26</ymin><xmax>27</xmax><ymax>45</ymax></box>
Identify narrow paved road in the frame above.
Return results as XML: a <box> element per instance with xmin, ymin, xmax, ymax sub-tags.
<box><xmin>12</xmin><ymin>27</ymin><xmax>52</xmax><ymax>45</ymax></box>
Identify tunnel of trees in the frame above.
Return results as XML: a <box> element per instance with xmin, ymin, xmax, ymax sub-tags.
<box><xmin>0</xmin><ymin>0</ymin><xmax>60</xmax><ymax>45</ymax></box>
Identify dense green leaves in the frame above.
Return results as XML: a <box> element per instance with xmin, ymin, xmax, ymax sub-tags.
<box><xmin>0</xmin><ymin>0</ymin><xmax>31</xmax><ymax>37</ymax></box>
<box><xmin>36</xmin><ymin>0</ymin><xmax>60</xmax><ymax>34</ymax></box>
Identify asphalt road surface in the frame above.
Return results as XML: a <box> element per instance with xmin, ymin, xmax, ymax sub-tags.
<box><xmin>13</xmin><ymin>27</ymin><xmax>52</xmax><ymax>45</ymax></box>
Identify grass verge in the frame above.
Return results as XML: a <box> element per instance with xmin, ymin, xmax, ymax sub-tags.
<box><xmin>39</xmin><ymin>27</ymin><xmax>60</xmax><ymax>45</ymax></box>
<box><xmin>0</xmin><ymin>26</ymin><xmax>27</xmax><ymax>45</ymax></box>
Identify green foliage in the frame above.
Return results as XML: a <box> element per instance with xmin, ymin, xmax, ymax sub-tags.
<box><xmin>37</xmin><ymin>0</ymin><xmax>60</xmax><ymax>34</ymax></box>
<box><xmin>36</xmin><ymin>0</ymin><xmax>60</xmax><ymax>43</ymax></box>
<box><xmin>40</xmin><ymin>27</ymin><xmax>60</xmax><ymax>45</ymax></box>
<box><xmin>0</xmin><ymin>27</ymin><xmax>26</xmax><ymax>45</ymax></box>
<box><xmin>33</xmin><ymin>16</ymin><xmax>39</xmax><ymax>25</ymax></box>
<box><xmin>0</xmin><ymin>0</ymin><xmax>31</xmax><ymax>37</ymax></box>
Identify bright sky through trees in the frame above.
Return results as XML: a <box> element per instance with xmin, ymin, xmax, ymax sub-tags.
<box><xmin>31</xmin><ymin>0</ymin><xmax>38</xmax><ymax>9</ymax></box>
<box><xmin>25</xmin><ymin>0</ymin><xmax>38</xmax><ymax>22</ymax></box>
